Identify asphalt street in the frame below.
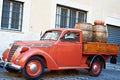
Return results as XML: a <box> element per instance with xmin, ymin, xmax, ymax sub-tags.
<box><xmin>0</xmin><ymin>63</ymin><xmax>119</xmax><ymax>80</ymax></box>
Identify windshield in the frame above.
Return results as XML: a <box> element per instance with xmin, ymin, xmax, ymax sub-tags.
<box><xmin>41</xmin><ymin>30</ymin><xmax>61</xmax><ymax>40</ymax></box>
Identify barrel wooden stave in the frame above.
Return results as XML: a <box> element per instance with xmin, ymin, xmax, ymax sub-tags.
<box><xmin>75</xmin><ymin>23</ymin><xmax>93</xmax><ymax>42</ymax></box>
<box><xmin>93</xmin><ymin>25</ymin><xmax>106</xmax><ymax>32</ymax></box>
<box><xmin>93</xmin><ymin>32</ymin><xmax>108</xmax><ymax>43</ymax></box>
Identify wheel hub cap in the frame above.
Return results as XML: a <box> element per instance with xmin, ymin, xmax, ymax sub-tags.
<box><xmin>30</xmin><ymin>64</ymin><xmax>37</xmax><ymax>72</ymax></box>
<box><xmin>93</xmin><ymin>65</ymin><xmax>98</xmax><ymax>71</ymax></box>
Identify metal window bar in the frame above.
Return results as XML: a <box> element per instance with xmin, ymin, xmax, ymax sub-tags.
<box><xmin>55</xmin><ymin>6</ymin><xmax>87</xmax><ymax>28</ymax></box>
<box><xmin>1</xmin><ymin>0</ymin><xmax>23</xmax><ymax>31</ymax></box>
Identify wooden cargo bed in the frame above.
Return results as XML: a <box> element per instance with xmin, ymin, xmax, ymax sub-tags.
<box><xmin>83</xmin><ymin>42</ymin><xmax>119</xmax><ymax>55</ymax></box>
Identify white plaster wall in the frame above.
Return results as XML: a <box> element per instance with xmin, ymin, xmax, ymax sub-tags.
<box><xmin>0</xmin><ymin>31</ymin><xmax>40</xmax><ymax>56</ymax></box>
<box><xmin>105</xmin><ymin>16</ymin><xmax>120</xmax><ymax>27</ymax></box>
<box><xmin>30</xmin><ymin>0</ymin><xmax>120</xmax><ymax>32</ymax></box>
<box><xmin>30</xmin><ymin>0</ymin><xmax>93</xmax><ymax>33</ymax></box>
<box><xmin>29</xmin><ymin>0</ymin><xmax>53</xmax><ymax>33</ymax></box>
<box><xmin>0</xmin><ymin>0</ymin><xmax>40</xmax><ymax>56</ymax></box>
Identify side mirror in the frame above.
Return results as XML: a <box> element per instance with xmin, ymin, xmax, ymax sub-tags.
<box><xmin>40</xmin><ymin>31</ymin><xmax>42</xmax><ymax>37</ymax></box>
<box><xmin>40</xmin><ymin>32</ymin><xmax>43</xmax><ymax>40</ymax></box>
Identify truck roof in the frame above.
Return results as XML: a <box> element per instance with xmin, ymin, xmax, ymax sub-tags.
<box><xmin>47</xmin><ymin>28</ymin><xmax>82</xmax><ymax>32</ymax></box>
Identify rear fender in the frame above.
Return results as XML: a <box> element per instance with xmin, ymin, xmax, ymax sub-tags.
<box><xmin>89</xmin><ymin>55</ymin><xmax>106</xmax><ymax>69</ymax></box>
<box><xmin>16</xmin><ymin>49</ymin><xmax>58</xmax><ymax>69</ymax></box>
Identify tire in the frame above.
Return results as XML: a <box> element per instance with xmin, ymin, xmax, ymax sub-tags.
<box><xmin>89</xmin><ymin>59</ymin><xmax>102</xmax><ymax>76</ymax></box>
<box><xmin>110</xmin><ymin>56</ymin><xmax>117</xmax><ymax>64</ymax></box>
<box><xmin>5</xmin><ymin>67</ymin><xmax>19</xmax><ymax>73</ymax></box>
<box><xmin>22</xmin><ymin>56</ymin><xmax>44</xmax><ymax>80</ymax></box>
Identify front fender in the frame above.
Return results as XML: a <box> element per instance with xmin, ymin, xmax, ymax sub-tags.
<box><xmin>15</xmin><ymin>49</ymin><xmax>58</xmax><ymax>69</ymax></box>
<box><xmin>2</xmin><ymin>48</ymin><xmax>10</xmax><ymax>61</ymax></box>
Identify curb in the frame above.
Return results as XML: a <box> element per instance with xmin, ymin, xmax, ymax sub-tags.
<box><xmin>106</xmin><ymin>63</ymin><xmax>120</xmax><ymax>71</ymax></box>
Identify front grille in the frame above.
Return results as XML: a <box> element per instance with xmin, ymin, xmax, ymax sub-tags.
<box><xmin>7</xmin><ymin>45</ymin><xmax>19</xmax><ymax>62</ymax></box>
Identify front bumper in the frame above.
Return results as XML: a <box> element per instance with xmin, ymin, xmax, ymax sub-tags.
<box><xmin>0</xmin><ymin>59</ymin><xmax>22</xmax><ymax>71</ymax></box>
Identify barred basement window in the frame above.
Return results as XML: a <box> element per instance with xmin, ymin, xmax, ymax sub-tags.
<box><xmin>1</xmin><ymin>0</ymin><xmax>23</xmax><ymax>31</ymax></box>
<box><xmin>56</xmin><ymin>5</ymin><xmax>87</xmax><ymax>28</ymax></box>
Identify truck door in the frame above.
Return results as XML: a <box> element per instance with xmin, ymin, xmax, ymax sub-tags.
<box><xmin>56</xmin><ymin>31</ymin><xmax>82</xmax><ymax>67</ymax></box>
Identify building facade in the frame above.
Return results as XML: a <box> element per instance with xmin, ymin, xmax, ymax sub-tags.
<box><xmin>0</xmin><ymin>0</ymin><xmax>120</xmax><ymax>61</ymax></box>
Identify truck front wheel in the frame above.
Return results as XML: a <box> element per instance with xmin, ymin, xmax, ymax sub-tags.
<box><xmin>22</xmin><ymin>56</ymin><xmax>44</xmax><ymax>79</ymax></box>
<box><xmin>89</xmin><ymin>60</ymin><xmax>102</xmax><ymax>76</ymax></box>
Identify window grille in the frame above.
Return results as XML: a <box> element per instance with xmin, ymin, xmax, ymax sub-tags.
<box><xmin>1</xmin><ymin>0</ymin><xmax>23</xmax><ymax>31</ymax></box>
<box><xmin>56</xmin><ymin>5</ymin><xmax>87</xmax><ymax>28</ymax></box>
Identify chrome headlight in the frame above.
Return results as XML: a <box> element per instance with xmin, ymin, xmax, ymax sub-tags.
<box><xmin>18</xmin><ymin>46</ymin><xmax>29</xmax><ymax>53</ymax></box>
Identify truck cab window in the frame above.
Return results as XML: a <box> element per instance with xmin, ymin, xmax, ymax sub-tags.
<box><xmin>63</xmin><ymin>32</ymin><xmax>80</xmax><ymax>42</ymax></box>
<box><xmin>41</xmin><ymin>30</ymin><xmax>61</xmax><ymax>40</ymax></box>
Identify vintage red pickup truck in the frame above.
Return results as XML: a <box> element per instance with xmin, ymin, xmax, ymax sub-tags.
<box><xmin>0</xmin><ymin>28</ymin><xmax>119</xmax><ymax>79</ymax></box>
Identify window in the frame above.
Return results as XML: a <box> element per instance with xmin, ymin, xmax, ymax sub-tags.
<box><xmin>63</xmin><ymin>32</ymin><xmax>80</xmax><ymax>42</ymax></box>
<box><xmin>1</xmin><ymin>0</ymin><xmax>23</xmax><ymax>31</ymax></box>
<box><xmin>41</xmin><ymin>30</ymin><xmax>61</xmax><ymax>41</ymax></box>
<box><xmin>56</xmin><ymin>5</ymin><xmax>87</xmax><ymax>28</ymax></box>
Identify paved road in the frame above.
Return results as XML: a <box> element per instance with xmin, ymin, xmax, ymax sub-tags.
<box><xmin>0</xmin><ymin>63</ymin><xmax>120</xmax><ymax>80</ymax></box>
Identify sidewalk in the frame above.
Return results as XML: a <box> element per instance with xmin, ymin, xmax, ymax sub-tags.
<box><xmin>106</xmin><ymin>62</ymin><xmax>120</xmax><ymax>71</ymax></box>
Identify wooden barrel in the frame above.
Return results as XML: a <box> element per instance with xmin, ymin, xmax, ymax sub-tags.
<box><xmin>93</xmin><ymin>25</ymin><xmax>106</xmax><ymax>32</ymax></box>
<box><xmin>93</xmin><ymin>25</ymin><xmax>108</xmax><ymax>43</ymax></box>
<box><xmin>82</xmin><ymin>30</ymin><xmax>93</xmax><ymax>42</ymax></box>
<box><xmin>93</xmin><ymin>32</ymin><xmax>108</xmax><ymax>43</ymax></box>
<box><xmin>75</xmin><ymin>23</ymin><xmax>93</xmax><ymax>42</ymax></box>
<box><xmin>94</xmin><ymin>20</ymin><xmax>105</xmax><ymax>25</ymax></box>
<box><xmin>75</xmin><ymin>23</ymin><xmax>93</xmax><ymax>31</ymax></box>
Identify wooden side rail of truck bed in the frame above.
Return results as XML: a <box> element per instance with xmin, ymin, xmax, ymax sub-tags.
<box><xmin>83</xmin><ymin>42</ymin><xmax>119</xmax><ymax>55</ymax></box>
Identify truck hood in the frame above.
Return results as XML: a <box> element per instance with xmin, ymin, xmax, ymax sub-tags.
<box><xmin>13</xmin><ymin>40</ymin><xmax>56</xmax><ymax>47</ymax></box>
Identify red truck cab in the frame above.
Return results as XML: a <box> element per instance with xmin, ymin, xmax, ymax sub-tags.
<box><xmin>0</xmin><ymin>28</ymin><xmax>119</xmax><ymax>79</ymax></box>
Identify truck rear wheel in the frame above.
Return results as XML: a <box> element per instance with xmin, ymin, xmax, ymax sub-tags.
<box><xmin>22</xmin><ymin>56</ymin><xmax>44</xmax><ymax>79</ymax></box>
<box><xmin>89</xmin><ymin>59</ymin><xmax>102</xmax><ymax>76</ymax></box>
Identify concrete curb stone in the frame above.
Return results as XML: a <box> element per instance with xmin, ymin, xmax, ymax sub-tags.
<box><xmin>106</xmin><ymin>63</ymin><xmax>120</xmax><ymax>71</ymax></box>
